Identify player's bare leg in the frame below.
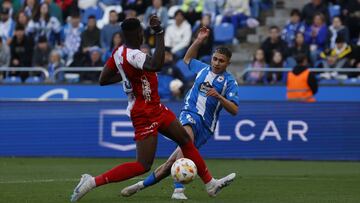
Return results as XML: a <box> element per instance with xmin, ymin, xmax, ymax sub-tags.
<box><xmin>71</xmin><ymin>135</ymin><xmax>158</xmax><ymax>202</ymax></box>
<box><xmin>122</xmin><ymin>120</ymin><xmax>236</xmax><ymax>198</ymax></box>
<box><xmin>121</xmin><ymin>125</ymin><xmax>194</xmax><ymax>197</ymax></box>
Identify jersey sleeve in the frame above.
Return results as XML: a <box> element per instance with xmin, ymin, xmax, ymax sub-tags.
<box><xmin>188</xmin><ymin>58</ymin><xmax>209</xmax><ymax>73</ymax></box>
<box><xmin>225</xmin><ymin>79</ymin><xmax>240</xmax><ymax>106</ymax></box>
<box><xmin>126</xmin><ymin>49</ymin><xmax>147</xmax><ymax>70</ymax></box>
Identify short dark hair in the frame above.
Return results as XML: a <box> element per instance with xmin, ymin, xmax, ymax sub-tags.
<box><xmin>290</xmin><ymin>9</ymin><xmax>301</xmax><ymax>17</ymax></box>
<box><xmin>174</xmin><ymin>9</ymin><xmax>185</xmax><ymax>18</ymax></box>
<box><xmin>335</xmin><ymin>35</ymin><xmax>345</xmax><ymax>43</ymax></box>
<box><xmin>295</xmin><ymin>53</ymin><xmax>308</xmax><ymax>65</ymax></box>
<box><xmin>88</xmin><ymin>15</ymin><xmax>96</xmax><ymax>20</ymax></box>
<box><xmin>269</xmin><ymin>25</ymin><xmax>279</xmax><ymax>31</ymax></box>
<box><xmin>121</xmin><ymin>18</ymin><xmax>141</xmax><ymax>32</ymax></box>
<box><xmin>214</xmin><ymin>46</ymin><xmax>232</xmax><ymax>59</ymax></box>
<box><xmin>70</xmin><ymin>11</ymin><xmax>80</xmax><ymax>18</ymax></box>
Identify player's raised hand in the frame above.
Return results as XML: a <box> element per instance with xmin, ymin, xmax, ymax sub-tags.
<box><xmin>149</xmin><ymin>15</ymin><xmax>163</xmax><ymax>34</ymax></box>
<box><xmin>206</xmin><ymin>88</ymin><xmax>221</xmax><ymax>99</ymax></box>
<box><xmin>196</xmin><ymin>27</ymin><xmax>210</xmax><ymax>42</ymax></box>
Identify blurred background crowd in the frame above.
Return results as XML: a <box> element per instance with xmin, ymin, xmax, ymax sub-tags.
<box><xmin>0</xmin><ymin>0</ymin><xmax>358</xmax><ymax>90</ymax></box>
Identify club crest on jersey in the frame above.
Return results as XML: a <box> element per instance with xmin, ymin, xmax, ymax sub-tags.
<box><xmin>186</xmin><ymin>114</ymin><xmax>196</xmax><ymax>124</ymax></box>
<box><xmin>199</xmin><ymin>81</ymin><xmax>213</xmax><ymax>96</ymax></box>
<box><xmin>217</xmin><ymin>75</ymin><xmax>224</xmax><ymax>82</ymax></box>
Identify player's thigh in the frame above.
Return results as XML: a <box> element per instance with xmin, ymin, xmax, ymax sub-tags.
<box><xmin>159</xmin><ymin>119</ymin><xmax>191</xmax><ymax>146</ymax></box>
<box><xmin>136</xmin><ymin>135</ymin><xmax>158</xmax><ymax>171</ymax></box>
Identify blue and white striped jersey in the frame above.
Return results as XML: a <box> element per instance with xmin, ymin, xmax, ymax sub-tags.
<box><xmin>182</xmin><ymin>59</ymin><xmax>240</xmax><ymax>132</ymax></box>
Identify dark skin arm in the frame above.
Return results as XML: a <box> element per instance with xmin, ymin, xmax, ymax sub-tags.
<box><xmin>99</xmin><ymin>64</ymin><xmax>122</xmax><ymax>86</ymax></box>
<box><xmin>142</xmin><ymin>15</ymin><xmax>165</xmax><ymax>72</ymax></box>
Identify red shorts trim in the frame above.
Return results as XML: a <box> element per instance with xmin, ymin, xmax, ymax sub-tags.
<box><xmin>131</xmin><ymin>104</ymin><xmax>176</xmax><ymax>141</ymax></box>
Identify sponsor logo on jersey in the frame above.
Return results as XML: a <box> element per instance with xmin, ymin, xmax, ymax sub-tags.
<box><xmin>199</xmin><ymin>81</ymin><xmax>213</xmax><ymax>96</ymax></box>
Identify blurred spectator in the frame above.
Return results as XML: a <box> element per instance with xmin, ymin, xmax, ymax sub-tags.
<box><xmin>100</xmin><ymin>0</ymin><xmax>121</xmax><ymax>6</ymax></box>
<box><xmin>103</xmin><ymin>31</ymin><xmax>122</xmax><ymax>61</ymax></box>
<box><xmin>282</xmin><ymin>9</ymin><xmax>305</xmax><ymax>48</ymax></box>
<box><xmin>301</xmin><ymin>0</ymin><xmax>329</xmax><ymax>25</ymax></box>
<box><xmin>7</xmin><ymin>0</ymin><xmax>22</xmax><ymax>16</ymax></box>
<box><xmin>143</xmin><ymin>0</ymin><xmax>168</xmax><ymax>28</ymax></box>
<box><xmin>161</xmin><ymin>47</ymin><xmax>179</xmax><ymax>76</ymax></box>
<box><xmin>143</xmin><ymin>0</ymin><xmax>168</xmax><ymax>47</ymax></box>
<box><xmin>261</xmin><ymin>26</ymin><xmax>288</xmax><ymax>63</ymax></box>
<box><xmin>22</xmin><ymin>0</ymin><xmax>39</xmax><ymax>19</ymax></box>
<box><xmin>78</xmin><ymin>0</ymin><xmax>97</xmax><ymax>10</ymax></box>
<box><xmin>2</xmin><ymin>0</ymin><xmax>14</xmax><ymax>16</ymax></box>
<box><xmin>320</xmin><ymin>35</ymin><xmax>352</xmax><ymax>69</ymax></box>
<box><xmin>348</xmin><ymin>38</ymin><xmax>359</xmax><ymax>78</ymax></box>
<box><xmin>192</xmin><ymin>14</ymin><xmax>214</xmax><ymax>62</ymax></box>
<box><xmin>0</xmin><ymin>7</ymin><xmax>15</xmax><ymax>45</ymax></box>
<box><xmin>181</xmin><ymin>0</ymin><xmax>204</xmax><ymax>26</ymax></box>
<box><xmin>15</xmin><ymin>11</ymin><xmax>29</xmax><ymax>28</ymax></box>
<box><xmin>124</xmin><ymin>9</ymin><xmax>137</xmax><ymax>19</ymax></box>
<box><xmin>44</xmin><ymin>0</ymin><xmax>63</xmax><ymax>24</ymax></box>
<box><xmin>288</xmin><ymin>32</ymin><xmax>311</xmax><ymax>66</ymax></box>
<box><xmin>244</xmin><ymin>48</ymin><xmax>267</xmax><ymax>84</ymax></box>
<box><xmin>266</xmin><ymin>50</ymin><xmax>285</xmax><ymax>83</ymax></box>
<box><xmin>54</xmin><ymin>0</ymin><xmax>77</xmax><ymax>23</ymax></box>
<box><xmin>327</xmin><ymin>16</ymin><xmax>349</xmax><ymax>49</ymax></box>
<box><xmin>342</xmin><ymin>0</ymin><xmax>360</xmax><ymax>40</ymax></box>
<box><xmin>250</xmin><ymin>0</ymin><xmax>261</xmax><ymax>19</ymax></box>
<box><xmin>32</xmin><ymin>36</ymin><xmax>51</xmax><ymax>68</ymax></box>
<box><xmin>10</xmin><ymin>25</ymin><xmax>34</xmax><ymax>81</ymax></box>
<box><xmin>48</xmin><ymin>49</ymin><xmax>64</xmax><ymax>81</ymax></box>
<box><xmin>122</xmin><ymin>0</ymin><xmax>149</xmax><ymax>16</ymax></box>
<box><xmin>61</xmin><ymin>12</ymin><xmax>84</xmax><ymax>65</ymax></box>
<box><xmin>100</xmin><ymin>10</ymin><xmax>121</xmax><ymax>50</ymax></box>
<box><xmin>304</xmin><ymin>13</ymin><xmax>328</xmax><ymax>63</ymax></box>
<box><xmin>287</xmin><ymin>53</ymin><xmax>318</xmax><ymax>102</ymax></box>
<box><xmin>140</xmin><ymin>43</ymin><xmax>151</xmax><ymax>55</ymax></box>
<box><xmin>26</xmin><ymin>2</ymin><xmax>61</xmax><ymax>45</ymax></box>
<box><xmin>80</xmin><ymin>15</ymin><xmax>101</xmax><ymax>54</ymax></box>
<box><xmin>0</xmin><ymin>37</ymin><xmax>10</xmax><ymax>67</ymax></box>
<box><xmin>222</xmin><ymin>0</ymin><xmax>250</xmax><ymax>32</ymax></box>
<box><xmin>165</xmin><ymin>10</ymin><xmax>192</xmax><ymax>59</ymax></box>
<box><xmin>82</xmin><ymin>46</ymin><xmax>102</xmax><ymax>82</ymax></box>
<box><xmin>203</xmin><ymin>0</ymin><xmax>225</xmax><ymax>23</ymax></box>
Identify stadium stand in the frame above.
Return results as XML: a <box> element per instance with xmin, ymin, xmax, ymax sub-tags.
<box><xmin>0</xmin><ymin>0</ymin><xmax>358</xmax><ymax>96</ymax></box>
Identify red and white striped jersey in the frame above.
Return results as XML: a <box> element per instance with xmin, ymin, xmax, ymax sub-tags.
<box><xmin>106</xmin><ymin>45</ymin><xmax>160</xmax><ymax>116</ymax></box>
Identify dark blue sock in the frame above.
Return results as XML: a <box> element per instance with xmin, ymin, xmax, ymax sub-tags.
<box><xmin>174</xmin><ymin>181</ymin><xmax>184</xmax><ymax>189</ymax></box>
<box><xmin>143</xmin><ymin>172</ymin><xmax>156</xmax><ymax>187</ymax></box>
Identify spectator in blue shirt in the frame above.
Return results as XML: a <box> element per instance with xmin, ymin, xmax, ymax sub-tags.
<box><xmin>100</xmin><ymin>10</ymin><xmax>121</xmax><ymax>50</ymax></box>
<box><xmin>304</xmin><ymin>12</ymin><xmax>328</xmax><ymax>63</ymax></box>
<box><xmin>282</xmin><ymin>9</ymin><xmax>305</xmax><ymax>48</ymax></box>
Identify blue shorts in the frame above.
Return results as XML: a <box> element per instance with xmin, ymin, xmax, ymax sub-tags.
<box><xmin>179</xmin><ymin>111</ymin><xmax>213</xmax><ymax>148</ymax></box>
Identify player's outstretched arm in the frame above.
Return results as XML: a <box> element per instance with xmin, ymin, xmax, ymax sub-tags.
<box><xmin>183</xmin><ymin>27</ymin><xmax>210</xmax><ymax>65</ymax></box>
<box><xmin>142</xmin><ymin>15</ymin><xmax>165</xmax><ymax>72</ymax></box>
<box><xmin>99</xmin><ymin>64</ymin><xmax>122</xmax><ymax>86</ymax></box>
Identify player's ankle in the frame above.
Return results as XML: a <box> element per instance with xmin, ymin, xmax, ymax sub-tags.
<box><xmin>205</xmin><ymin>178</ymin><xmax>217</xmax><ymax>189</ymax></box>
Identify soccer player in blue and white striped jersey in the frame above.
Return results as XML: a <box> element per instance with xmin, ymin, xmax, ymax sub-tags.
<box><xmin>121</xmin><ymin>27</ymin><xmax>239</xmax><ymax>200</ymax></box>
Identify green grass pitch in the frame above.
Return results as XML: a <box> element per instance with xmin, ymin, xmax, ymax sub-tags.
<box><xmin>0</xmin><ymin>158</ymin><xmax>359</xmax><ymax>203</ymax></box>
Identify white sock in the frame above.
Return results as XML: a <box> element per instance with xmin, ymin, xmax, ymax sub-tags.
<box><xmin>205</xmin><ymin>178</ymin><xmax>217</xmax><ymax>189</ymax></box>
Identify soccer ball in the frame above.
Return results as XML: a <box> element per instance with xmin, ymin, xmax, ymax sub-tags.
<box><xmin>171</xmin><ymin>158</ymin><xmax>197</xmax><ymax>184</ymax></box>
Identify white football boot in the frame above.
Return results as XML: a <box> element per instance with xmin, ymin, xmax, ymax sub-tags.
<box><xmin>206</xmin><ymin>173</ymin><xmax>236</xmax><ymax>197</ymax></box>
<box><xmin>70</xmin><ymin>174</ymin><xmax>96</xmax><ymax>202</ymax></box>
<box><xmin>171</xmin><ymin>188</ymin><xmax>188</xmax><ymax>200</ymax></box>
<box><xmin>120</xmin><ymin>181</ymin><xmax>145</xmax><ymax>197</ymax></box>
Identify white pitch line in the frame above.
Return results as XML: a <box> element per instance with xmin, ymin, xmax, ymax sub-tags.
<box><xmin>0</xmin><ymin>177</ymin><xmax>146</xmax><ymax>184</ymax></box>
